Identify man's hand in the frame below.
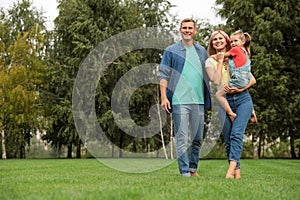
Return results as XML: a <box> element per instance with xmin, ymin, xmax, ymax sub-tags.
<box><xmin>161</xmin><ymin>98</ymin><xmax>171</xmax><ymax>113</ymax></box>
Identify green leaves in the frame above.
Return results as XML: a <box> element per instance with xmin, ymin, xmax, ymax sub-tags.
<box><xmin>0</xmin><ymin>0</ymin><xmax>50</xmax><ymax>158</ymax></box>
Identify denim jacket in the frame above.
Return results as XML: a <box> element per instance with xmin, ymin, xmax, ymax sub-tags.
<box><xmin>159</xmin><ymin>41</ymin><xmax>211</xmax><ymax>110</ymax></box>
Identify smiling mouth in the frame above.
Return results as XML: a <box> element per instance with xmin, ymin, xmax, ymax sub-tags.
<box><xmin>214</xmin><ymin>43</ymin><xmax>223</xmax><ymax>47</ymax></box>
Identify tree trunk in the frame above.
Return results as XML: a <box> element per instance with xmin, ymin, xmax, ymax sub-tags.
<box><xmin>157</xmin><ymin>102</ymin><xmax>168</xmax><ymax>159</ymax></box>
<box><xmin>111</xmin><ymin>142</ymin><xmax>114</xmax><ymax>158</ymax></box>
<box><xmin>67</xmin><ymin>143</ymin><xmax>72</xmax><ymax>158</ymax></box>
<box><xmin>258</xmin><ymin>131</ymin><xmax>263</xmax><ymax>158</ymax></box>
<box><xmin>76</xmin><ymin>137</ymin><xmax>81</xmax><ymax>158</ymax></box>
<box><xmin>156</xmin><ymin>87</ymin><xmax>168</xmax><ymax>159</ymax></box>
<box><xmin>119</xmin><ymin>134</ymin><xmax>123</xmax><ymax>158</ymax></box>
<box><xmin>290</xmin><ymin>133</ymin><xmax>296</xmax><ymax>158</ymax></box>
<box><xmin>82</xmin><ymin>141</ymin><xmax>87</xmax><ymax>159</ymax></box>
<box><xmin>252</xmin><ymin>131</ymin><xmax>259</xmax><ymax>159</ymax></box>
<box><xmin>170</xmin><ymin>116</ymin><xmax>174</xmax><ymax>159</ymax></box>
<box><xmin>20</xmin><ymin>143</ymin><xmax>25</xmax><ymax>159</ymax></box>
<box><xmin>1</xmin><ymin>129</ymin><xmax>6</xmax><ymax>160</ymax></box>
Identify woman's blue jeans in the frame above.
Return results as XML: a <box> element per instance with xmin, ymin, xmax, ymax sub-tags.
<box><xmin>172</xmin><ymin>104</ymin><xmax>204</xmax><ymax>176</ymax></box>
<box><xmin>218</xmin><ymin>90</ymin><xmax>253</xmax><ymax>169</ymax></box>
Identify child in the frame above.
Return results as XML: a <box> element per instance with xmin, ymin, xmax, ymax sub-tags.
<box><xmin>214</xmin><ymin>30</ymin><xmax>257</xmax><ymax>123</ymax></box>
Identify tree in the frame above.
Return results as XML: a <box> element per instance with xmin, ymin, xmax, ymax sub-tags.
<box><xmin>48</xmin><ymin>0</ymin><xmax>175</xmax><ymax>158</ymax></box>
<box><xmin>0</xmin><ymin>0</ymin><xmax>50</xmax><ymax>159</ymax></box>
<box><xmin>0</xmin><ymin>31</ymin><xmax>48</xmax><ymax>158</ymax></box>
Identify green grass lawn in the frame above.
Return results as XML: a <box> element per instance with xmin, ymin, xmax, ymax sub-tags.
<box><xmin>0</xmin><ymin>158</ymin><xmax>299</xmax><ymax>200</ymax></box>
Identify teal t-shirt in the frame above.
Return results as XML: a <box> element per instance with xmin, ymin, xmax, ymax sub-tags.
<box><xmin>172</xmin><ymin>45</ymin><xmax>204</xmax><ymax>105</ymax></box>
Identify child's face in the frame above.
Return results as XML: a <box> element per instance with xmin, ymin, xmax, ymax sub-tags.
<box><xmin>230</xmin><ymin>35</ymin><xmax>245</xmax><ymax>48</ymax></box>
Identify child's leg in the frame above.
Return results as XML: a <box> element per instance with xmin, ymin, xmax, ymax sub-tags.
<box><xmin>216</xmin><ymin>88</ymin><xmax>237</xmax><ymax>122</ymax></box>
<box><xmin>249</xmin><ymin>109</ymin><xmax>258</xmax><ymax>123</ymax></box>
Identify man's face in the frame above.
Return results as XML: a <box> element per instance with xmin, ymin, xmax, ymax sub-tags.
<box><xmin>179</xmin><ymin>22</ymin><xmax>196</xmax><ymax>41</ymax></box>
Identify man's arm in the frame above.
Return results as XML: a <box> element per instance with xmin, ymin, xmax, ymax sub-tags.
<box><xmin>160</xmin><ymin>79</ymin><xmax>171</xmax><ymax>113</ymax></box>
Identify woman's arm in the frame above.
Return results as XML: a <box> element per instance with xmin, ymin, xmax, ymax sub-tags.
<box><xmin>205</xmin><ymin>53</ymin><xmax>225</xmax><ymax>85</ymax></box>
<box><xmin>225</xmin><ymin>73</ymin><xmax>256</xmax><ymax>93</ymax></box>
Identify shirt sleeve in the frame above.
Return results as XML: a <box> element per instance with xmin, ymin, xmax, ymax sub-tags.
<box><xmin>229</xmin><ymin>47</ymin><xmax>247</xmax><ymax>68</ymax></box>
<box><xmin>205</xmin><ymin>57</ymin><xmax>216</xmax><ymax>69</ymax></box>
<box><xmin>159</xmin><ymin>50</ymin><xmax>172</xmax><ymax>81</ymax></box>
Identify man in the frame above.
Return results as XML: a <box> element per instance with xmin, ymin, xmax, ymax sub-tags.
<box><xmin>159</xmin><ymin>18</ymin><xmax>211</xmax><ymax>177</ymax></box>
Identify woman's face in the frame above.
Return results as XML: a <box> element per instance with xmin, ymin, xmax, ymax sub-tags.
<box><xmin>212</xmin><ymin>33</ymin><xmax>228</xmax><ymax>51</ymax></box>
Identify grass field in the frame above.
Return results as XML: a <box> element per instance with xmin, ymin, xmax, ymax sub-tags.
<box><xmin>1</xmin><ymin>158</ymin><xmax>299</xmax><ymax>200</ymax></box>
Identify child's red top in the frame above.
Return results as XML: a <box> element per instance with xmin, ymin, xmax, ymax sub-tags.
<box><xmin>229</xmin><ymin>47</ymin><xmax>247</xmax><ymax>68</ymax></box>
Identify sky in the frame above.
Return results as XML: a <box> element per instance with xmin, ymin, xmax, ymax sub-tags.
<box><xmin>170</xmin><ymin>0</ymin><xmax>223</xmax><ymax>24</ymax></box>
<box><xmin>0</xmin><ymin>0</ymin><xmax>224</xmax><ymax>29</ymax></box>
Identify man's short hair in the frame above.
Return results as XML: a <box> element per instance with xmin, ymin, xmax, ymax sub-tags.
<box><xmin>180</xmin><ymin>18</ymin><xmax>196</xmax><ymax>28</ymax></box>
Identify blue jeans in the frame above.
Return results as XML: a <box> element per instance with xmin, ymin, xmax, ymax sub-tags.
<box><xmin>218</xmin><ymin>90</ymin><xmax>253</xmax><ymax>169</ymax></box>
<box><xmin>172</xmin><ymin>104</ymin><xmax>204</xmax><ymax>176</ymax></box>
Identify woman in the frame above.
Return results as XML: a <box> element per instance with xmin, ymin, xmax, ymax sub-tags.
<box><xmin>205</xmin><ymin>30</ymin><xmax>256</xmax><ymax>179</ymax></box>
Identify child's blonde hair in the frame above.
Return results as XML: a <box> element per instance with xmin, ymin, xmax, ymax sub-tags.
<box><xmin>231</xmin><ymin>30</ymin><xmax>252</xmax><ymax>57</ymax></box>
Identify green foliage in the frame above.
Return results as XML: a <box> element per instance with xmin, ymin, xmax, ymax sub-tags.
<box><xmin>0</xmin><ymin>0</ymin><xmax>50</xmax><ymax>158</ymax></box>
<box><xmin>5</xmin><ymin>0</ymin><xmax>47</xmax><ymax>47</ymax></box>
<box><xmin>269</xmin><ymin>140</ymin><xmax>290</xmax><ymax>158</ymax></box>
<box><xmin>49</xmin><ymin>0</ymin><xmax>175</xmax><ymax>157</ymax></box>
<box><xmin>0</xmin><ymin>32</ymin><xmax>48</xmax><ymax>158</ymax></box>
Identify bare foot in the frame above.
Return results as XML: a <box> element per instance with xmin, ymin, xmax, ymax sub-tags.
<box><xmin>226</xmin><ymin>170</ymin><xmax>235</xmax><ymax>179</ymax></box>
<box><xmin>226</xmin><ymin>161</ymin><xmax>237</xmax><ymax>179</ymax></box>
<box><xmin>234</xmin><ymin>169</ymin><xmax>241</xmax><ymax>179</ymax></box>
<box><xmin>228</xmin><ymin>112</ymin><xmax>237</xmax><ymax>123</ymax></box>
<box><xmin>249</xmin><ymin>110</ymin><xmax>258</xmax><ymax>123</ymax></box>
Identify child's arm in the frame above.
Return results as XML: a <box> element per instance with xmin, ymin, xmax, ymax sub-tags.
<box><xmin>211</xmin><ymin>51</ymin><xmax>231</xmax><ymax>59</ymax></box>
<box><xmin>223</xmin><ymin>51</ymin><xmax>231</xmax><ymax>58</ymax></box>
